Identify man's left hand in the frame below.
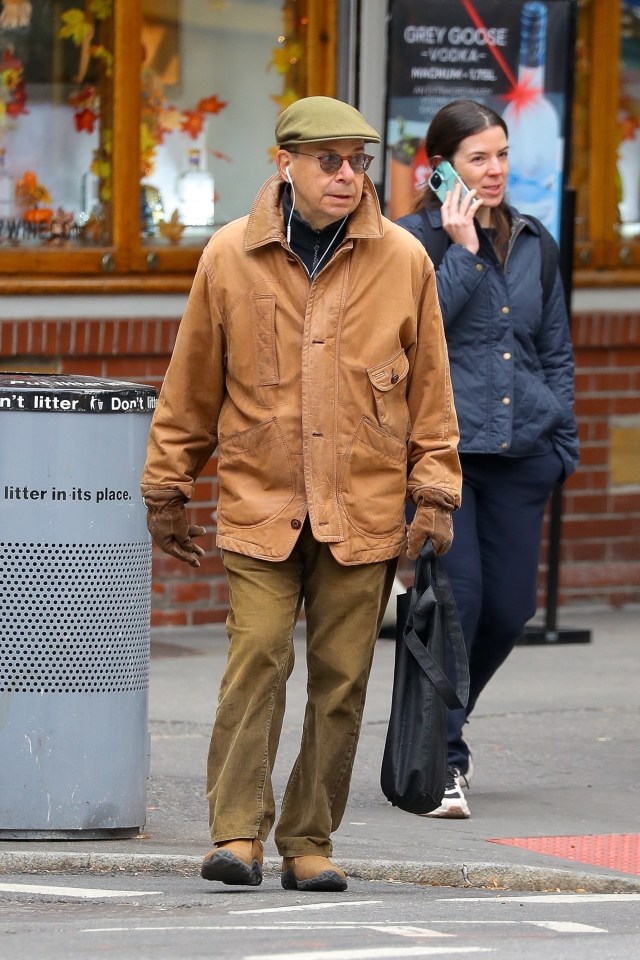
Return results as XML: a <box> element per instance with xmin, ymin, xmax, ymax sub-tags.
<box><xmin>406</xmin><ymin>500</ymin><xmax>453</xmax><ymax>559</ymax></box>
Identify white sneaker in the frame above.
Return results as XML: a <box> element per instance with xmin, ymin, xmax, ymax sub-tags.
<box><xmin>423</xmin><ymin>766</ymin><xmax>470</xmax><ymax>818</ymax></box>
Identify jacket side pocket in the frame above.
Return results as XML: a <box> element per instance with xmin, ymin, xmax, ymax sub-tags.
<box><xmin>217</xmin><ymin>418</ymin><xmax>295</xmax><ymax>527</ymax></box>
<box><xmin>339</xmin><ymin>417</ymin><xmax>407</xmax><ymax>538</ymax></box>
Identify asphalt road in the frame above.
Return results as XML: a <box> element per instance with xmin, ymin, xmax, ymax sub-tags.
<box><xmin>1</xmin><ymin>872</ymin><xmax>639</xmax><ymax>960</ymax></box>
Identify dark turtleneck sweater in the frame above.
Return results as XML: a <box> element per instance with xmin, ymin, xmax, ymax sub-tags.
<box><xmin>281</xmin><ymin>187</ymin><xmax>348</xmax><ymax>279</ymax></box>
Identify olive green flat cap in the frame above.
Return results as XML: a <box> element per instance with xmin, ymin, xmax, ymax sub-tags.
<box><xmin>275</xmin><ymin>96</ymin><xmax>380</xmax><ymax>145</ymax></box>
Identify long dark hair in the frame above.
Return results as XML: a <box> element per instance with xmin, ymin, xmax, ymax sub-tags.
<box><xmin>412</xmin><ymin>99</ymin><xmax>511</xmax><ymax>257</ymax></box>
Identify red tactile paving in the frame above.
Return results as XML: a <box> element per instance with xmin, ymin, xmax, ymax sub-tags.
<box><xmin>488</xmin><ymin>834</ymin><xmax>640</xmax><ymax>876</ymax></box>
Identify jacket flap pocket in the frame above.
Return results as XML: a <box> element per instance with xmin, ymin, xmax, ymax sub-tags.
<box><xmin>367</xmin><ymin>350</ymin><xmax>409</xmax><ymax>393</ymax></box>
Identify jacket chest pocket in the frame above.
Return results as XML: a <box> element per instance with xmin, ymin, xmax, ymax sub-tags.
<box><xmin>367</xmin><ymin>350</ymin><xmax>410</xmax><ymax>438</ymax></box>
<box><xmin>252</xmin><ymin>295</ymin><xmax>281</xmax><ymax>402</ymax></box>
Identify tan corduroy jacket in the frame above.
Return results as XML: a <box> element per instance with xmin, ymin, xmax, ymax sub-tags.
<box><xmin>141</xmin><ymin>174</ymin><xmax>461</xmax><ymax>565</ymax></box>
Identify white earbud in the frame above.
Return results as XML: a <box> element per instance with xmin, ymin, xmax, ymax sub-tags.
<box><xmin>285</xmin><ymin>165</ymin><xmax>295</xmax><ymax>243</ymax></box>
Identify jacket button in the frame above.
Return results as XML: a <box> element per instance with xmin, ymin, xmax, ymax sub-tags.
<box><xmin>502</xmin><ymin>396</ymin><xmax>511</xmax><ymax>405</ymax></box>
<box><xmin>291</xmin><ymin>518</ymin><xmax>302</xmax><ymax>529</ymax></box>
<box><xmin>501</xmin><ymin>306</ymin><xmax>510</xmax><ymax>314</ymax></box>
<box><xmin>503</xmin><ymin>352</ymin><xmax>512</xmax><ymax>360</ymax></box>
<box><xmin>501</xmin><ymin>442</ymin><xmax>508</xmax><ymax>449</ymax></box>
<box><xmin>475</xmin><ymin>263</ymin><xmax>483</xmax><ymax>272</ymax></box>
<box><xmin>390</xmin><ymin>373</ymin><xmax>399</xmax><ymax>384</ymax></box>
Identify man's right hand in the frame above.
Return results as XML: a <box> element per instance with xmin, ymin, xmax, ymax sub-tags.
<box><xmin>143</xmin><ymin>488</ymin><xmax>206</xmax><ymax>567</ymax></box>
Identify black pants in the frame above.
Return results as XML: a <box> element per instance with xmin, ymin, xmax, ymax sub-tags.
<box><xmin>441</xmin><ymin>450</ymin><xmax>564</xmax><ymax>771</ymax></box>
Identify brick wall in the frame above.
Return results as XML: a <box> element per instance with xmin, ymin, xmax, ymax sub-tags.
<box><xmin>1</xmin><ymin>310</ymin><xmax>638</xmax><ymax>625</ymax></box>
<box><xmin>556</xmin><ymin>311</ymin><xmax>640</xmax><ymax>607</ymax></box>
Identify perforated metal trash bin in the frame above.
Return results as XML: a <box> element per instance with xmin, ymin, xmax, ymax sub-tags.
<box><xmin>0</xmin><ymin>373</ymin><xmax>157</xmax><ymax>839</ymax></box>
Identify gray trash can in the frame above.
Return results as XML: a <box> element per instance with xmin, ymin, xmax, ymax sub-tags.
<box><xmin>0</xmin><ymin>372</ymin><xmax>157</xmax><ymax>839</ymax></box>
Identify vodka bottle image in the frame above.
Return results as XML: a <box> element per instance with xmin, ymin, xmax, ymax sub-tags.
<box><xmin>176</xmin><ymin>148</ymin><xmax>215</xmax><ymax>229</ymax></box>
<box><xmin>502</xmin><ymin>2</ymin><xmax>563</xmax><ymax>240</ymax></box>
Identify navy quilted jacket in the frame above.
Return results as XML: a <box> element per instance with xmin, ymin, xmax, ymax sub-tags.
<box><xmin>397</xmin><ymin>207</ymin><xmax>579</xmax><ymax>479</ymax></box>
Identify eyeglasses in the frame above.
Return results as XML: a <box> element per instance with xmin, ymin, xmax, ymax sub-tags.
<box><xmin>288</xmin><ymin>151</ymin><xmax>374</xmax><ymax>175</ymax></box>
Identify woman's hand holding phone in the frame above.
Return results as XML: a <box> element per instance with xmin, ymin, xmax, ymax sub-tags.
<box><xmin>428</xmin><ymin>161</ymin><xmax>483</xmax><ymax>255</ymax></box>
<box><xmin>441</xmin><ymin>181</ymin><xmax>483</xmax><ymax>255</ymax></box>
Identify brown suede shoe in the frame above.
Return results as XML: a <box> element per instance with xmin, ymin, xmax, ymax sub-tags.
<box><xmin>281</xmin><ymin>855</ymin><xmax>348</xmax><ymax>892</ymax></box>
<box><xmin>201</xmin><ymin>838</ymin><xmax>263</xmax><ymax>886</ymax></box>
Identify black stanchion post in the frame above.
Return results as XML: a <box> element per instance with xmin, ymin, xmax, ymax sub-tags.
<box><xmin>519</xmin><ymin>184</ymin><xmax>591</xmax><ymax>646</ymax></box>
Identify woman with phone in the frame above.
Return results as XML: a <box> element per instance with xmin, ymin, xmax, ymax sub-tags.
<box><xmin>396</xmin><ymin>99</ymin><xmax>579</xmax><ymax>819</ymax></box>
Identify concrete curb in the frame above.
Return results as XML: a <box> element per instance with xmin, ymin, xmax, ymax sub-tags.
<box><xmin>1</xmin><ymin>851</ymin><xmax>639</xmax><ymax>894</ymax></box>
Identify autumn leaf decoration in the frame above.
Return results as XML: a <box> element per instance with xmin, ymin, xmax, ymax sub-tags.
<box><xmin>0</xmin><ymin>46</ymin><xmax>28</xmax><ymax>128</ymax></box>
<box><xmin>59</xmin><ymin>1</ymin><xmax>113</xmax><ymax>134</ymax></box>
<box><xmin>60</xmin><ymin>3</ymin><xmax>229</xmax><ymax>179</ymax></box>
<box><xmin>178</xmin><ymin>96</ymin><xmax>227</xmax><ymax>140</ymax></box>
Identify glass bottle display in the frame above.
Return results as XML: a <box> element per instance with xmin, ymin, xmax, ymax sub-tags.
<box><xmin>502</xmin><ymin>2</ymin><xmax>563</xmax><ymax>240</ymax></box>
<box><xmin>176</xmin><ymin>148</ymin><xmax>215</xmax><ymax>230</ymax></box>
<box><xmin>79</xmin><ymin>151</ymin><xmax>101</xmax><ymax>225</ymax></box>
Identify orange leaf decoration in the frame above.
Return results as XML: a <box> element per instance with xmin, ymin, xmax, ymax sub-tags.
<box><xmin>15</xmin><ymin>171</ymin><xmax>52</xmax><ymax>208</ymax></box>
<box><xmin>197</xmin><ymin>95</ymin><xmax>227</xmax><ymax>115</ymax></box>
<box><xmin>180</xmin><ymin>109</ymin><xmax>205</xmax><ymax>139</ymax></box>
<box><xmin>74</xmin><ymin>106</ymin><xmax>99</xmax><ymax>133</ymax></box>
<box><xmin>69</xmin><ymin>84</ymin><xmax>97</xmax><ymax>109</ymax></box>
<box><xmin>7</xmin><ymin>89</ymin><xmax>27</xmax><ymax>117</ymax></box>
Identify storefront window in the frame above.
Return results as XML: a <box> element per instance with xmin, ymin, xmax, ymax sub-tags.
<box><xmin>139</xmin><ymin>0</ymin><xmax>309</xmax><ymax>248</ymax></box>
<box><xmin>618</xmin><ymin>0</ymin><xmax>640</xmax><ymax>238</ymax></box>
<box><xmin>0</xmin><ymin>0</ymin><xmax>113</xmax><ymax>247</ymax></box>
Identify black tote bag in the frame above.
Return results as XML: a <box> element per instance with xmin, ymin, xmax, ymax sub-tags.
<box><xmin>380</xmin><ymin>540</ymin><xmax>469</xmax><ymax>815</ymax></box>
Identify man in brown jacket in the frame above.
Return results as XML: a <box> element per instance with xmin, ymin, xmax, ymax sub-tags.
<box><xmin>141</xmin><ymin>96</ymin><xmax>461</xmax><ymax>892</ymax></box>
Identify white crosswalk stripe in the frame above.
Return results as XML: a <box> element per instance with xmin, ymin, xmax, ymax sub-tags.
<box><xmin>0</xmin><ymin>881</ymin><xmax>161</xmax><ymax>899</ymax></box>
<box><xmin>244</xmin><ymin>948</ymin><xmax>492</xmax><ymax>960</ymax></box>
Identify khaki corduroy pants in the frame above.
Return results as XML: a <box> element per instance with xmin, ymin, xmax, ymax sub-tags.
<box><xmin>207</xmin><ymin>521</ymin><xmax>397</xmax><ymax>857</ymax></box>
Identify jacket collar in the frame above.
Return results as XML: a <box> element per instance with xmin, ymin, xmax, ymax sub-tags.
<box><xmin>244</xmin><ymin>173</ymin><xmax>384</xmax><ymax>252</ymax></box>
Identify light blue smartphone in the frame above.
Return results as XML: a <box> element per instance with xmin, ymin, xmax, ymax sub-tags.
<box><xmin>428</xmin><ymin>160</ymin><xmax>471</xmax><ymax>204</ymax></box>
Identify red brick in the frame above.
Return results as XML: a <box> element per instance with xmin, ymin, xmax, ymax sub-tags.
<box><xmin>564</xmin><ymin>540</ymin><xmax>608</xmax><ymax>562</ymax></box>
<box><xmin>192</xmin><ymin>608</ymin><xmax>227</xmax><ymax>626</ymax></box>
<box><xmin>565</xmin><ymin>492</ymin><xmax>610</xmax><ymax>515</ymax></box>
<box><xmin>609</xmin><ymin>348</ymin><xmax>640</xmax><ymax>367</ymax></box>
<box><xmin>610</xmin><ymin>539</ymin><xmax>640</xmax><ymax>562</ymax></box>
<box><xmin>0</xmin><ymin>320</ymin><xmax>13</xmax><ymax>356</ymax></box>
<box><xmin>171</xmin><ymin>581</ymin><xmax>211</xmax><ymax>604</ymax></box>
<box><xmin>562</xmin><ymin>561</ymin><xmax>640</xmax><ymax>588</ymax></box>
<box><xmin>151</xmin><ymin>609</ymin><xmax>188</xmax><ymax>628</ymax></box>
<box><xmin>145</xmin><ymin>358</ymin><xmax>170</xmax><ymax>378</ymax></box>
<box><xmin>57</xmin><ymin>321</ymin><xmax>75</xmax><ymax>356</ymax></box>
<box><xmin>104</xmin><ymin>357</ymin><xmax>149</xmax><ymax>379</ymax></box>
<box><xmin>611</xmin><ymin>493</ymin><xmax>640</xmax><ymax>512</ymax></box>
<box><xmin>567</xmin><ymin>467</ymin><xmax>609</xmax><ymax>490</ymax></box>
<box><xmin>102</xmin><ymin>320</ymin><xmax>119</xmax><ymax>355</ymax></box>
<box><xmin>61</xmin><ymin>358</ymin><xmax>103</xmax><ymax>376</ymax></box>
<box><xmin>575</xmin><ymin>445</ymin><xmax>608</xmax><ymax>466</ymax></box>
<box><xmin>14</xmin><ymin>321</ymin><xmax>31</xmax><ymax>354</ymax></box>
<box><xmin>129</xmin><ymin>318</ymin><xmax>149</xmax><ymax>355</ymax></box>
<box><xmin>157</xmin><ymin>319</ymin><xmax>180</xmax><ymax>354</ymax></box>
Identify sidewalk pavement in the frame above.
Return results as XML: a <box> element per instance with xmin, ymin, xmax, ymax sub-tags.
<box><xmin>1</xmin><ymin>607</ymin><xmax>639</xmax><ymax>893</ymax></box>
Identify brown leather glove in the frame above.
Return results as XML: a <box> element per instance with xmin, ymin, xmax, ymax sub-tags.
<box><xmin>406</xmin><ymin>489</ymin><xmax>456</xmax><ymax>560</ymax></box>
<box><xmin>143</xmin><ymin>488</ymin><xmax>207</xmax><ymax>567</ymax></box>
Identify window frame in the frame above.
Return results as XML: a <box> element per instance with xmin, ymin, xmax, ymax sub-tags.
<box><xmin>573</xmin><ymin>0</ymin><xmax>640</xmax><ymax>285</ymax></box>
<box><xmin>0</xmin><ymin>0</ymin><xmax>337</xmax><ymax>293</ymax></box>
